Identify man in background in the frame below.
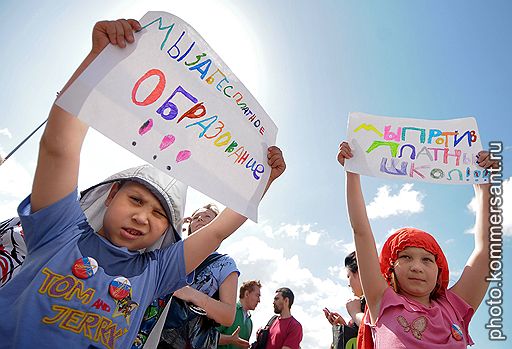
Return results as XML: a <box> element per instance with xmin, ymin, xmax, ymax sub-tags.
<box><xmin>265</xmin><ymin>287</ymin><xmax>303</xmax><ymax>349</ymax></box>
<box><xmin>218</xmin><ymin>280</ymin><xmax>262</xmax><ymax>348</ymax></box>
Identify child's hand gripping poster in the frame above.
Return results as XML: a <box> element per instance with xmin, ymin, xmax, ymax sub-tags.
<box><xmin>56</xmin><ymin>11</ymin><xmax>277</xmax><ymax>221</ymax></box>
<box><xmin>345</xmin><ymin>112</ymin><xmax>488</xmax><ymax>184</ymax></box>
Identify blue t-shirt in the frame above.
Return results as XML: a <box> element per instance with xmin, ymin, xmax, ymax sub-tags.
<box><xmin>133</xmin><ymin>252</ymin><xmax>239</xmax><ymax>348</ymax></box>
<box><xmin>0</xmin><ymin>190</ymin><xmax>189</xmax><ymax>349</ymax></box>
<box><xmin>191</xmin><ymin>252</ymin><xmax>239</xmax><ymax>297</ymax></box>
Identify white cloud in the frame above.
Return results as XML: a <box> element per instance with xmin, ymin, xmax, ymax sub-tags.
<box><xmin>0</xmin><ymin>128</ymin><xmax>12</xmax><ymax>138</ymax></box>
<box><xmin>275</xmin><ymin>223</ymin><xmax>303</xmax><ymax>239</ymax></box>
<box><xmin>334</xmin><ymin>241</ymin><xmax>355</xmax><ymax>255</ymax></box>
<box><xmin>219</xmin><ymin>232</ymin><xmax>354</xmax><ymax>347</ymax></box>
<box><xmin>328</xmin><ymin>264</ymin><xmax>347</xmax><ymax>280</ymax></box>
<box><xmin>366</xmin><ymin>183</ymin><xmax>424</xmax><ymax>219</ymax></box>
<box><xmin>0</xmin><ymin>154</ymin><xmax>33</xmax><ymax>219</ymax></box>
<box><xmin>265</xmin><ymin>223</ymin><xmax>324</xmax><ymax>246</ymax></box>
<box><xmin>305</xmin><ymin>231</ymin><xmax>322</xmax><ymax>246</ymax></box>
<box><xmin>467</xmin><ymin>177</ymin><xmax>511</xmax><ymax>237</ymax></box>
<box><xmin>263</xmin><ymin>225</ymin><xmax>273</xmax><ymax>238</ymax></box>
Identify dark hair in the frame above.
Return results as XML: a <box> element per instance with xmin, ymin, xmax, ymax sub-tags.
<box><xmin>240</xmin><ymin>280</ymin><xmax>262</xmax><ymax>299</ymax></box>
<box><xmin>344</xmin><ymin>251</ymin><xmax>358</xmax><ymax>274</ymax></box>
<box><xmin>276</xmin><ymin>287</ymin><xmax>294</xmax><ymax>308</ymax></box>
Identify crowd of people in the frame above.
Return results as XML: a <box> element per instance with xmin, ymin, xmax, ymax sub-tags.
<box><xmin>0</xmin><ymin>17</ymin><xmax>499</xmax><ymax>349</ymax></box>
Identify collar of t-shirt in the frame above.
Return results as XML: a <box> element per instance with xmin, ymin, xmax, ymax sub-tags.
<box><xmin>237</xmin><ymin>302</ymin><xmax>251</xmax><ymax>320</ymax></box>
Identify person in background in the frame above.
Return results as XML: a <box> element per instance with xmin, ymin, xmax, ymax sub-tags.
<box><xmin>262</xmin><ymin>287</ymin><xmax>303</xmax><ymax>349</ymax></box>
<box><xmin>323</xmin><ymin>251</ymin><xmax>365</xmax><ymax>348</ymax></box>
<box><xmin>156</xmin><ymin>203</ymin><xmax>239</xmax><ymax>348</ymax></box>
<box><xmin>218</xmin><ymin>280</ymin><xmax>263</xmax><ymax>349</ymax></box>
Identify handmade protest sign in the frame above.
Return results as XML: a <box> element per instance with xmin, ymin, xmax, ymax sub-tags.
<box><xmin>345</xmin><ymin>112</ymin><xmax>488</xmax><ymax>184</ymax></box>
<box><xmin>56</xmin><ymin>11</ymin><xmax>277</xmax><ymax>221</ymax></box>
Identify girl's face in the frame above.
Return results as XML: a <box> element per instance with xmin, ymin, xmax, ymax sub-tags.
<box><xmin>188</xmin><ymin>208</ymin><xmax>217</xmax><ymax>235</ymax></box>
<box><xmin>393</xmin><ymin>247</ymin><xmax>439</xmax><ymax>304</ymax></box>
<box><xmin>346</xmin><ymin>269</ymin><xmax>363</xmax><ymax>297</ymax></box>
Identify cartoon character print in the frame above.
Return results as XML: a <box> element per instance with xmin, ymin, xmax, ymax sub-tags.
<box><xmin>113</xmin><ymin>293</ymin><xmax>139</xmax><ymax>325</ymax></box>
<box><xmin>0</xmin><ymin>217</ymin><xmax>26</xmax><ymax>287</ymax></box>
<box><xmin>132</xmin><ymin>297</ymin><xmax>169</xmax><ymax>348</ymax></box>
<box><xmin>396</xmin><ymin>315</ymin><xmax>428</xmax><ymax>340</ymax></box>
<box><xmin>132</xmin><ymin>295</ymin><xmax>171</xmax><ymax>349</ymax></box>
<box><xmin>192</xmin><ymin>256</ymin><xmax>234</xmax><ymax>296</ymax></box>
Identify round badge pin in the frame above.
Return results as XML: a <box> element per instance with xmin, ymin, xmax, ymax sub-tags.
<box><xmin>451</xmin><ymin>323</ymin><xmax>463</xmax><ymax>341</ymax></box>
<box><xmin>109</xmin><ymin>276</ymin><xmax>131</xmax><ymax>300</ymax></box>
<box><xmin>72</xmin><ymin>257</ymin><xmax>98</xmax><ymax>279</ymax></box>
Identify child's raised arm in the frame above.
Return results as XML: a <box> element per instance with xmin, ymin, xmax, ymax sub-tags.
<box><xmin>450</xmin><ymin>151</ymin><xmax>497</xmax><ymax>310</ymax></box>
<box><xmin>338</xmin><ymin>141</ymin><xmax>388</xmax><ymax>323</ymax></box>
<box><xmin>31</xmin><ymin>19</ymin><xmax>141</xmax><ymax>213</ymax></box>
<box><xmin>183</xmin><ymin>146</ymin><xmax>286</xmax><ymax>274</ymax></box>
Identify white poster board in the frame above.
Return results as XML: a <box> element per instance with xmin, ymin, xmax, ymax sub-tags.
<box><xmin>57</xmin><ymin>11</ymin><xmax>278</xmax><ymax>221</ymax></box>
<box><xmin>345</xmin><ymin>112</ymin><xmax>488</xmax><ymax>184</ymax></box>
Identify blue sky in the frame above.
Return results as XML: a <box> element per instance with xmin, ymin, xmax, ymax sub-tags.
<box><xmin>0</xmin><ymin>1</ymin><xmax>510</xmax><ymax>347</ymax></box>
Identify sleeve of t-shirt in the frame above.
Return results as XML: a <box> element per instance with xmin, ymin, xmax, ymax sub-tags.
<box><xmin>216</xmin><ymin>322</ymin><xmax>234</xmax><ymax>336</ymax></box>
<box><xmin>153</xmin><ymin>240</ymin><xmax>193</xmax><ymax>297</ymax></box>
<box><xmin>17</xmin><ymin>189</ymin><xmax>85</xmax><ymax>254</ymax></box>
<box><xmin>283</xmin><ymin>319</ymin><xmax>303</xmax><ymax>349</ymax></box>
<box><xmin>365</xmin><ymin>287</ymin><xmax>403</xmax><ymax>327</ymax></box>
<box><xmin>216</xmin><ymin>324</ymin><xmax>228</xmax><ymax>333</ymax></box>
<box><xmin>446</xmin><ymin>289</ymin><xmax>475</xmax><ymax>345</ymax></box>
<box><xmin>215</xmin><ymin>255</ymin><xmax>240</xmax><ymax>288</ymax></box>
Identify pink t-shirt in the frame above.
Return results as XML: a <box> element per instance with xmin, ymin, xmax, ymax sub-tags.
<box><xmin>265</xmin><ymin>316</ymin><xmax>303</xmax><ymax>349</ymax></box>
<box><xmin>367</xmin><ymin>287</ymin><xmax>474</xmax><ymax>348</ymax></box>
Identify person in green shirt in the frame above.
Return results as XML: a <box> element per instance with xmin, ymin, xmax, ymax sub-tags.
<box><xmin>218</xmin><ymin>280</ymin><xmax>262</xmax><ymax>348</ymax></box>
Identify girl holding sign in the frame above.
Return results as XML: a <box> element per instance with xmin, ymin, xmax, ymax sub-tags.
<box><xmin>337</xmin><ymin>141</ymin><xmax>496</xmax><ymax>348</ymax></box>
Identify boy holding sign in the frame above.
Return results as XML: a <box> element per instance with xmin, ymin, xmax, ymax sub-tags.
<box><xmin>0</xmin><ymin>19</ymin><xmax>286</xmax><ymax>349</ymax></box>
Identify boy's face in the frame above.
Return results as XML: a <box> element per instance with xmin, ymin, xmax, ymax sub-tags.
<box><xmin>99</xmin><ymin>181</ymin><xmax>170</xmax><ymax>251</ymax></box>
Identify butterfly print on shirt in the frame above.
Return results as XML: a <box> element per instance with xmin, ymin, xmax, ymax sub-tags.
<box><xmin>396</xmin><ymin>315</ymin><xmax>428</xmax><ymax>340</ymax></box>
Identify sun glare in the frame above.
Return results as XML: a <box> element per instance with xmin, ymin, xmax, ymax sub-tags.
<box><xmin>126</xmin><ymin>1</ymin><xmax>264</xmax><ymax>96</ymax></box>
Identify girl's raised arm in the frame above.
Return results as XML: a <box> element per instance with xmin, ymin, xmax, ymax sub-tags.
<box><xmin>450</xmin><ymin>151</ymin><xmax>497</xmax><ymax>310</ymax></box>
<box><xmin>338</xmin><ymin>142</ymin><xmax>388</xmax><ymax>324</ymax></box>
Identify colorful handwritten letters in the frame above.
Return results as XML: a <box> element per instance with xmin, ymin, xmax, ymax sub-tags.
<box><xmin>345</xmin><ymin>112</ymin><xmax>487</xmax><ymax>184</ymax></box>
<box><xmin>56</xmin><ymin>11</ymin><xmax>277</xmax><ymax>221</ymax></box>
